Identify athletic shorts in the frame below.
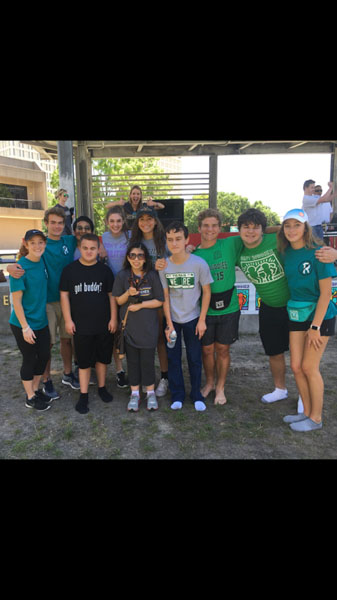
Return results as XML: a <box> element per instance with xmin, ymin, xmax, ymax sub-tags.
<box><xmin>201</xmin><ymin>310</ymin><xmax>240</xmax><ymax>347</ymax></box>
<box><xmin>73</xmin><ymin>331</ymin><xmax>114</xmax><ymax>369</ymax></box>
<box><xmin>289</xmin><ymin>316</ymin><xmax>335</xmax><ymax>336</ymax></box>
<box><xmin>259</xmin><ymin>301</ymin><xmax>289</xmax><ymax>356</ymax></box>
<box><xmin>46</xmin><ymin>301</ymin><xmax>71</xmax><ymax>344</ymax></box>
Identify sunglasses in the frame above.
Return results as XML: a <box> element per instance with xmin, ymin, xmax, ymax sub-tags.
<box><xmin>76</xmin><ymin>225</ymin><xmax>92</xmax><ymax>231</ymax></box>
<box><xmin>63</xmin><ymin>193</ymin><xmax>69</xmax><ymax>198</ymax></box>
<box><xmin>128</xmin><ymin>252</ymin><xmax>145</xmax><ymax>259</ymax></box>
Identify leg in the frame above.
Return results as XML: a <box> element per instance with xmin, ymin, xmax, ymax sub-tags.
<box><xmin>79</xmin><ymin>367</ymin><xmax>91</xmax><ymax>393</ymax></box>
<box><xmin>289</xmin><ymin>331</ymin><xmax>311</xmax><ymax>416</ymax></box>
<box><xmin>302</xmin><ymin>336</ymin><xmax>329</xmax><ymax>423</ymax></box>
<box><xmin>157</xmin><ymin>307</ymin><xmax>168</xmax><ymax>372</ymax></box>
<box><xmin>182</xmin><ymin>318</ymin><xmax>204</xmax><ymax>404</ymax></box>
<box><xmin>166</xmin><ymin>321</ymin><xmax>185</xmax><ymax>407</ymax></box>
<box><xmin>214</xmin><ymin>342</ymin><xmax>231</xmax><ymax>404</ymax></box>
<box><xmin>269</xmin><ymin>353</ymin><xmax>287</xmax><ymax>389</ymax></box>
<box><xmin>201</xmin><ymin>344</ymin><xmax>216</xmax><ymax>397</ymax></box>
<box><xmin>60</xmin><ymin>337</ymin><xmax>73</xmax><ymax>374</ymax></box>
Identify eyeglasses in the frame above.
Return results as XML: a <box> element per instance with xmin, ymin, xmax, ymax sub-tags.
<box><xmin>63</xmin><ymin>193</ymin><xmax>69</xmax><ymax>198</ymax></box>
<box><xmin>76</xmin><ymin>225</ymin><xmax>92</xmax><ymax>231</ymax></box>
<box><xmin>129</xmin><ymin>252</ymin><xmax>145</xmax><ymax>259</ymax></box>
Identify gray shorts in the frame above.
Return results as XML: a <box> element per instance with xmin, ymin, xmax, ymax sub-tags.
<box><xmin>201</xmin><ymin>310</ymin><xmax>240</xmax><ymax>347</ymax></box>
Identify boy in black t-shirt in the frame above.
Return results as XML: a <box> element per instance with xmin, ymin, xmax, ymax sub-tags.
<box><xmin>60</xmin><ymin>234</ymin><xmax>118</xmax><ymax>414</ymax></box>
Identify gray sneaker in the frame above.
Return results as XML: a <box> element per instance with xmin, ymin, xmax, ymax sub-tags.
<box><xmin>147</xmin><ymin>392</ymin><xmax>158</xmax><ymax>411</ymax></box>
<box><xmin>128</xmin><ymin>393</ymin><xmax>140</xmax><ymax>412</ymax></box>
<box><xmin>62</xmin><ymin>372</ymin><xmax>80</xmax><ymax>390</ymax></box>
<box><xmin>42</xmin><ymin>378</ymin><xmax>60</xmax><ymax>400</ymax></box>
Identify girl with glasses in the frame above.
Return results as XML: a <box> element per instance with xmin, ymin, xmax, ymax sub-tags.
<box><xmin>112</xmin><ymin>243</ymin><xmax>164</xmax><ymax>411</ymax></box>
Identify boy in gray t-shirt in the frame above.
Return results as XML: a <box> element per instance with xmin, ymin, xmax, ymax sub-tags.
<box><xmin>159</xmin><ymin>221</ymin><xmax>213</xmax><ymax>411</ymax></box>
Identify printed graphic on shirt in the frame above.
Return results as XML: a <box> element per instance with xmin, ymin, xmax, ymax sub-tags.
<box><xmin>165</xmin><ymin>272</ymin><xmax>195</xmax><ymax>289</ymax></box>
<box><xmin>298</xmin><ymin>261</ymin><xmax>313</xmax><ymax>276</ymax></box>
<box><xmin>240</xmin><ymin>249</ymin><xmax>284</xmax><ymax>285</ymax></box>
<box><xmin>74</xmin><ymin>281</ymin><xmax>103</xmax><ymax>294</ymax></box>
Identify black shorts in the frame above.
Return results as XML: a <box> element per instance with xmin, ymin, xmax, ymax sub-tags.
<box><xmin>259</xmin><ymin>302</ymin><xmax>289</xmax><ymax>356</ymax></box>
<box><xmin>73</xmin><ymin>331</ymin><xmax>114</xmax><ymax>369</ymax></box>
<box><xmin>289</xmin><ymin>316</ymin><xmax>335</xmax><ymax>336</ymax></box>
<box><xmin>201</xmin><ymin>310</ymin><xmax>240</xmax><ymax>347</ymax></box>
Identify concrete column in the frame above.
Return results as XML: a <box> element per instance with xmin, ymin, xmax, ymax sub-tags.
<box><xmin>75</xmin><ymin>141</ymin><xmax>93</xmax><ymax>220</ymax></box>
<box><xmin>209</xmin><ymin>155</ymin><xmax>218</xmax><ymax>209</ymax></box>
<box><xmin>57</xmin><ymin>141</ymin><xmax>76</xmax><ymax>212</ymax></box>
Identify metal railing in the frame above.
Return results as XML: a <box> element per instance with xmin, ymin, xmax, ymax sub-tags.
<box><xmin>91</xmin><ymin>172</ymin><xmax>210</xmax><ymax>204</ymax></box>
<box><xmin>0</xmin><ymin>197</ymin><xmax>42</xmax><ymax>210</ymax></box>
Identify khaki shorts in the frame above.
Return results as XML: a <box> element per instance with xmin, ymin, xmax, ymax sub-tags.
<box><xmin>46</xmin><ymin>301</ymin><xmax>71</xmax><ymax>344</ymax></box>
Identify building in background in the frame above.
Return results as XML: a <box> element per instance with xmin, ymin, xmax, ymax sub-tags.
<box><xmin>0</xmin><ymin>156</ymin><xmax>47</xmax><ymax>250</ymax></box>
<box><xmin>0</xmin><ymin>141</ymin><xmax>57</xmax><ymax>194</ymax></box>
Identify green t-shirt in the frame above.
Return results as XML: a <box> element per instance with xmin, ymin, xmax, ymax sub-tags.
<box><xmin>42</xmin><ymin>235</ymin><xmax>77</xmax><ymax>302</ymax></box>
<box><xmin>237</xmin><ymin>233</ymin><xmax>290</xmax><ymax>307</ymax></box>
<box><xmin>284</xmin><ymin>245</ymin><xmax>337</xmax><ymax>320</ymax></box>
<box><xmin>9</xmin><ymin>256</ymin><xmax>49</xmax><ymax>330</ymax></box>
<box><xmin>194</xmin><ymin>235</ymin><xmax>243</xmax><ymax>315</ymax></box>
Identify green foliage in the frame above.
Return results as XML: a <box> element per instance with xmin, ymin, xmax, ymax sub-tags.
<box><xmin>184</xmin><ymin>192</ymin><xmax>280</xmax><ymax>233</ymax></box>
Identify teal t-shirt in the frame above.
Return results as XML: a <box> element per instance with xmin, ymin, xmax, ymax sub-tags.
<box><xmin>194</xmin><ymin>236</ymin><xmax>243</xmax><ymax>315</ymax></box>
<box><xmin>42</xmin><ymin>235</ymin><xmax>77</xmax><ymax>302</ymax></box>
<box><xmin>283</xmin><ymin>245</ymin><xmax>337</xmax><ymax>320</ymax></box>
<box><xmin>9</xmin><ymin>256</ymin><xmax>49</xmax><ymax>330</ymax></box>
<box><xmin>237</xmin><ymin>233</ymin><xmax>290</xmax><ymax>307</ymax></box>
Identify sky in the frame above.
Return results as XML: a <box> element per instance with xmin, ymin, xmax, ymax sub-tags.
<box><xmin>180</xmin><ymin>153</ymin><xmax>332</xmax><ymax>219</ymax></box>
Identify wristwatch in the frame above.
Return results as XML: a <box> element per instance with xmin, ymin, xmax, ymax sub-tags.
<box><xmin>310</xmin><ymin>324</ymin><xmax>320</xmax><ymax>331</ymax></box>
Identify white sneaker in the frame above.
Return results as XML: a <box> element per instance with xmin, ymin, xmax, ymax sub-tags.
<box><xmin>261</xmin><ymin>388</ymin><xmax>288</xmax><ymax>403</ymax></box>
<box><xmin>155</xmin><ymin>377</ymin><xmax>169</xmax><ymax>397</ymax></box>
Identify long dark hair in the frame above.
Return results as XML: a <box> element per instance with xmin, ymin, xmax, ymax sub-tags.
<box><xmin>129</xmin><ymin>213</ymin><xmax>166</xmax><ymax>257</ymax></box>
<box><xmin>123</xmin><ymin>242</ymin><xmax>153</xmax><ymax>275</ymax></box>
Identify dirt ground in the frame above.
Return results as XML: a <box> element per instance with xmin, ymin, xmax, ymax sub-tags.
<box><xmin>1</xmin><ymin>330</ymin><xmax>337</xmax><ymax>460</ymax></box>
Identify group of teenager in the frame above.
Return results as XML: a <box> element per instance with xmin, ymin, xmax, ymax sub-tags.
<box><xmin>7</xmin><ymin>183</ymin><xmax>337</xmax><ymax>433</ymax></box>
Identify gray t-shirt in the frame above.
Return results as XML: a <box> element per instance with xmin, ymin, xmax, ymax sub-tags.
<box><xmin>102</xmin><ymin>230</ymin><xmax>130</xmax><ymax>276</ymax></box>
<box><xmin>159</xmin><ymin>253</ymin><xmax>213</xmax><ymax>324</ymax></box>
<box><xmin>141</xmin><ymin>237</ymin><xmax>169</xmax><ymax>268</ymax></box>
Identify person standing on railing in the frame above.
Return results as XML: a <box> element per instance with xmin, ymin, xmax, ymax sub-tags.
<box><xmin>54</xmin><ymin>188</ymin><xmax>74</xmax><ymax>235</ymax></box>
<box><xmin>106</xmin><ymin>185</ymin><xmax>165</xmax><ymax>230</ymax></box>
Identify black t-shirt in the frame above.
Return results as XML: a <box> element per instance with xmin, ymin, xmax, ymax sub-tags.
<box><xmin>112</xmin><ymin>268</ymin><xmax>164</xmax><ymax>348</ymax></box>
<box><xmin>59</xmin><ymin>260</ymin><xmax>114</xmax><ymax>334</ymax></box>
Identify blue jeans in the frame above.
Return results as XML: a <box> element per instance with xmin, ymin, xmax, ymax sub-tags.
<box><xmin>167</xmin><ymin>318</ymin><xmax>203</xmax><ymax>404</ymax></box>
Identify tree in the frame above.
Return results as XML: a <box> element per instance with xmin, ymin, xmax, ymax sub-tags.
<box><xmin>184</xmin><ymin>192</ymin><xmax>280</xmax><ymax>233</ymax></box>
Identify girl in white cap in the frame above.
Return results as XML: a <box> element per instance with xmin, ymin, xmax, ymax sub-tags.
<box><xmin>277</xmin><ymin>209</ymin><xmax>337</xmax><ymax>431</ymax></box>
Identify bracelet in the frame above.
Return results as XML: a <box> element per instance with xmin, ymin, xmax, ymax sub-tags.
<box><xmin>22</xmin><ymin>326</ymin><xmax>31</xmax><ymax>333</ymax></box>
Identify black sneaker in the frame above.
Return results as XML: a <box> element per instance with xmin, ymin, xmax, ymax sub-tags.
<box><xmin>35</xmin><ymin>389</ymin><xmax>53</xmax><ymax>405</ymax></box>
<box><xmin>116</xmin><ymin>371</ymin><xmax>128</xmax><ymax>388</ymax></box>
<box><xmin>25</xmin><ymin>394</ymin><xmax>51</xmax><ymax>412</ymax></box>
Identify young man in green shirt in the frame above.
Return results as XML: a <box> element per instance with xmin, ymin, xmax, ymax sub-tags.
<box><xmin>237</xmin><ymin>208</ymin><xmax>292</xmax><ymax>404</ymax></box>
<box><xmin>194</xmin><ymin>209</ymin><xmax>243</xmax><ymax>405</ymax></box>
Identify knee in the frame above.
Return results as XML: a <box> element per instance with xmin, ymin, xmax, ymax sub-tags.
<box><xmin>290</xmin><ymin>360</ymin><xmax>304</xmax><ymax>377</ymax></box>
<box><xmin>214</xmin><ymin>343</ymin><xmax>230</xmax><ymax>359</ymax></box>
<box><xmin>202</xmin><ymin>344</ymin><xmax>215</xmax><ymax>357</ymax></box>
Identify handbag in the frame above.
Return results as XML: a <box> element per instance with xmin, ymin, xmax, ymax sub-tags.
<box><xmin>209</xmin><ymin>286</ymin><xmax>235</xmax><ymax>311</ymax></box>
<box><xmin>286</xmin><ymin>299</ymin><xmax>317</xmax><ymax>322</ymax></box>
<box><xmin>114</xmin><ymin>306</ymin><xmax>130</xmax><ymax>359</ymax></box>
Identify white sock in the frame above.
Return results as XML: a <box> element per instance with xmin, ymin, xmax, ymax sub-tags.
<box><xmin>171</xmin><ymin>401</ymin><xmax>183</xmax><ymax>410</ymax></box>
<box><xmin>131</xmin><ymin>390</ymin><xmax>140</xmax><ymax>396</ymax></box>
<box><xmin>297</xmin><ymin>395</ymin><xmax>304</xmax><ymax>413</ymax></box>
<box><xmin>261</xmin><ymin>387</ymin><xmax>288</xmax><ymax>403</ymax></box>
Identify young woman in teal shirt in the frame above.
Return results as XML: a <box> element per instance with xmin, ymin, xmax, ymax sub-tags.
<box><xmin>9</xmin><ymin>230</ymin><xmax>51</xmax><ymax>412</ymax></box>
<box><xmin>277</xmin><ymin>209</ymin><xmax>337</xmax><ymax>432</ymax></box>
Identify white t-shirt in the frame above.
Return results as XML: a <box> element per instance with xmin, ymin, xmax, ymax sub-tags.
<box><xmin>302</xmin><ymin>194</ymin><xmax>321</xmax><ymax>226</ymax></box>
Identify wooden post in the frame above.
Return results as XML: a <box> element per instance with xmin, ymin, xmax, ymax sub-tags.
<box><xmin>209</xmin><ymin>155</ymin><xmax>218</xmax><ymax>209</ymax></box>
<box><xmin>331</xmin><ymin>144</ymin><xmax>337</xmax><ymax>214</ymax></box>
<box><xmin>75</xmin><ymin>141</ymin><xmax>93</xmax><ymax>220</ymax></box>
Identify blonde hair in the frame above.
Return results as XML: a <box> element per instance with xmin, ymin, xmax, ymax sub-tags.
<box><xmin>277</xmin><ymin>221</ymin><xmax>322</xmax><ymax>253</ymax></box>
